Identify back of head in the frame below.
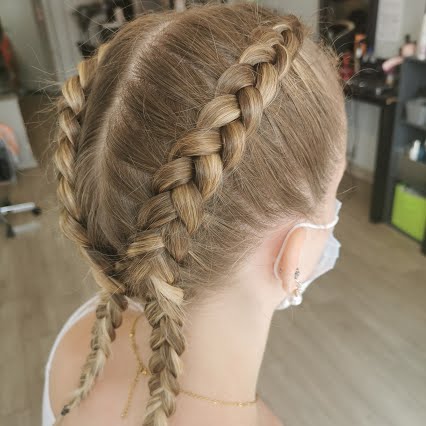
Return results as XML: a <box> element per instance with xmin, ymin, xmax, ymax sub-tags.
<box><xmin>54</xmin><ymin>2</ymin><xmax>346</xmax><ymax>425</ymax></box>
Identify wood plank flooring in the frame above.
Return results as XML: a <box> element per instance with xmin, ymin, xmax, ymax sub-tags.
<box><xmin>1</xmin><ymin>95</ymin><xmax>425</xmax><ymax>426</ymax></box>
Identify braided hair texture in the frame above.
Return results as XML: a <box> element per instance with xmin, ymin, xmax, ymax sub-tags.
<box><xmin>53</xmin><ymin>3</ymin><xmax>346</xmax><ymax>426</ymax></box>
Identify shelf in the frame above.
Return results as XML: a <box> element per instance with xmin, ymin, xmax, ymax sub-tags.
<box><xmin>382</xmin><ymin>58</ymin><xmax>426</xmax><ymax>254</ymax></box>
<box><xmin>401</xmin><ymin>120</ymin><xmax>426</xmax><ymax>132</ymax></box>
<box><xmin>396</xmin><ymin>154</ymin><xmax>426</xmax><ymax>193</ymax></box>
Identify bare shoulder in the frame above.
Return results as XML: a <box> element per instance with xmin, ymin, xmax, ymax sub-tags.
<box><xmin>48</xmin><ymin>304</ymin><xmax>141</xmax><ymax>425</ymax></box>
<box><xmin>258</xmin><ymin>397</ymin><xmax>284</xmax><ymax>426</ymax></box>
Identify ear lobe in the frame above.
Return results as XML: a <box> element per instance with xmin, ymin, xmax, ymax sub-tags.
<box><xmin>274</xmin><ymin>227</ymin><xmax>307</xmax><ymax>290</ymax></box>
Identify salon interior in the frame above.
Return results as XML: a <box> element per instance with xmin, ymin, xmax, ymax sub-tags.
<box><xmin>1</xmin><ymin>1</ymin><xmax>425</xmax><ymax>425</ymax></box>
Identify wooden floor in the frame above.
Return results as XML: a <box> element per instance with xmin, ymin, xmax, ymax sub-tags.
<box><xmin>1</xmin><ymin>96</ymin><xmax>425</xmax><ymax>426</ymax></box>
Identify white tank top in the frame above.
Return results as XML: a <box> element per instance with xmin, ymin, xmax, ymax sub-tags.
<box><xmin>42</xmin><ymin>294</ymin><xmax>144</xmax><ymax>426</ymax></box>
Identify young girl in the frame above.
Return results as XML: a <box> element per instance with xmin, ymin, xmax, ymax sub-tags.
<box><xmin>43</xmin><ymin>3</ymin><xmax>347</xmax><ymax>426</ymax></box>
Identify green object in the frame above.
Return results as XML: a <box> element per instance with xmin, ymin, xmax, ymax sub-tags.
<box><xmin>391</xmin><ymin>183</ymin><xmax>426</xmax><ymax>241</ymax></box>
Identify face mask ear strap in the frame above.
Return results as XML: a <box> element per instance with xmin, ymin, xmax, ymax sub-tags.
<box><xmin>297</xmin><ymin>215</ymin><xmax>339</xmax><ymax>230</ymax></box>
<box><xmin>273</xmin><ymin>225</ymin><xmax>300</xmax><ymax>280</ymax></box>
<box><xmin>273</xmin><ymin>198</ymin><xmax>341</xmax><ymax>280</ymax></box>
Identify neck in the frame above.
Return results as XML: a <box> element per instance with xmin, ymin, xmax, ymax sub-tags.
<box><xmin>175</xmin><ymin>277</ymin><xmax>275</xmax><ymax>426</ymax></box>
<box><xmin>134</xmin><ymin>250</ymin><xmax>282</xmax><ymax>424</ymax></box>
<box><xmin>182</xmin><ymin>293</ymin><xmax>272</xmax><ymax>400</ymax></box>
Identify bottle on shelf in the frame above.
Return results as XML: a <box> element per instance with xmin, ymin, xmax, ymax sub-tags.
<box><xmin>409</xmin><ymin>140</ymin><xmax>421</xmax><ymax>161</ymax></box>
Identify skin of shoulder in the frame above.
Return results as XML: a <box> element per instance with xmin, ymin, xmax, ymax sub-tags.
<box><xmin>48</xmin><ymin>307</ymin><xmax>283</xmax><ymax>426</ymax></box>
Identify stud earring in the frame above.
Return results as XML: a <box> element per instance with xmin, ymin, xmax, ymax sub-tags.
<box><xmin>289</xmin><ymin>267</ymin><xmax>303</xmax><ymax>306</ymax></box>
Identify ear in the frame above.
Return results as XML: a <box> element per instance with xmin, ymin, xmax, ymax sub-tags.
<box><xmin>274</xmin><ymin>227</ymin><xmax>307</xmax><ymax>294</ymax></box>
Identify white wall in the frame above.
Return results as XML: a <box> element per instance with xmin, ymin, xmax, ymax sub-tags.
<box><xmin>375</xmin><ymin>0</ymin><xmax>426</xmax><ymax>58</ymax></box>
<box><xmin>41</xmin><ymin>0</ymin><xmax>93</xmax><ymax>84</ymax></box>
<box><xmin>0</xmin><ymin>0</ymin><xmax>55</xmax><ymax>91</ymax></box>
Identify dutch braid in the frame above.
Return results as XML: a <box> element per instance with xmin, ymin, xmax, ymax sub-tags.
<box><xmin>52</xmin><ymin>7</ymin><xmax>320</xmax><ymax>425</ymax></box>
<box><xmin>121</xmin><ymin>16</ymin><xmax>305</xmax><ymax>426</ymax></box>
<box><xmin>53</xmin><ymin>46</ymin><xmax>129</xmax><ymax>424</ymax></box>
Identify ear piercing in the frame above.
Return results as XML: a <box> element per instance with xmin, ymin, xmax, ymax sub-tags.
<box><xmin>278</xmin><ymin>266</ymin><xmax>303</xmax><ymax>306</ymax></box>
<box><xmin>289</xmin><ymin>267</ymin><xmax>303</xmax><ymax>306</ymax></box>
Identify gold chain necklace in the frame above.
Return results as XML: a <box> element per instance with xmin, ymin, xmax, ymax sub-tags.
<box><xmin>121</xmin><ymin>313</ymin><xmax>258</xmax><ymax>418</ymax></box>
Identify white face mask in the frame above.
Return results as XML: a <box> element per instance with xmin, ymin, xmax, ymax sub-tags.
<box><xmin>274</xmin><ymin>199</ymin><xmax>342</xmax><ymax>310</ymax></box>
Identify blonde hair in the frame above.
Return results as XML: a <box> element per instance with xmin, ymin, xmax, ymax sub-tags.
<box><xmin>54</xmin><ymin>2</ymin><xmax>345</xmax><ymax>425</ymax></box>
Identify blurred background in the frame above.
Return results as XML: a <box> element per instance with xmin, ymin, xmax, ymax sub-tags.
<box><xmin>0</xmin><ymin>1</ymin><xmax>425</xmax><ymax>425</ymax></box>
